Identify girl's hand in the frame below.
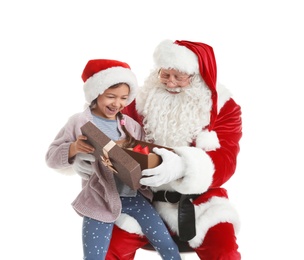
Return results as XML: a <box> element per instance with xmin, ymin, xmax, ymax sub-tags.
<box><xmin>69</xmin><ymin>135</ymin><xmax>95</xmax><ymax>159</ymax></box>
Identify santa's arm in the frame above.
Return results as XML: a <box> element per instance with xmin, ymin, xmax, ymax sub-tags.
<box><xmin>122</xmin><ymin>100</ymin><xmax>143</xmax><ymax>126</ymax></box>
<box><xmin>207</xmin><ymin>98</ymin><xmax>242</xmax><ymax>187</ymax></box>
<box><xmin>170</xmin><ymin>98</ymin><xmax>242</xmax><ymax>194</ymax></box>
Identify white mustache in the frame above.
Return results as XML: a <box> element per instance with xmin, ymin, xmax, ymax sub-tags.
<box><xmin>165</xmin><ymin>87</ymin><xmax>182</xmax><ymax>93</ymax></box>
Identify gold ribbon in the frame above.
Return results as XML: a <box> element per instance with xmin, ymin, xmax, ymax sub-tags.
<box><xmin>100</xmin><ymin>140</ymin><xmax>118</xmax><ymax>173</ymax></box>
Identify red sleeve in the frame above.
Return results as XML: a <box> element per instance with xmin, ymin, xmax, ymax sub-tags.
<box><xmin>122</xmin><ymin>100</ymin><xmax>144</xmax><ymax>126</ymax></box>
<box><xmin>207</xmin><ymin>98</ymin><xmax>242</xmax><ymax>187</ymax></box>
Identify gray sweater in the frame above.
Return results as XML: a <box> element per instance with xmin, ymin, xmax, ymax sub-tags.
<box><xmin>45</xmin><ymin>107</ymin><xmax>152</xmax><ymax>222</ymax></box>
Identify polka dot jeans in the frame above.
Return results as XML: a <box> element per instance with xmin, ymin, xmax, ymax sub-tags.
<box><xmin>82</xmin><ymin>192</ymin><xmax>181</xmax><ymax>260</ymax></box>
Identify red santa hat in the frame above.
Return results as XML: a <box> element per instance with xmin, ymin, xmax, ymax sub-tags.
<box><xmin>153</xmin><ymin>40</ymin><xmax>218</xmax><ymax>129</ymax></box>
<box><xmin>82</xmin><ymin>59</ymin><xmax>138</xmax><ymax>106</ymax></box>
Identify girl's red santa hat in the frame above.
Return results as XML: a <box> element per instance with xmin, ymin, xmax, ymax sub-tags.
<box><xmin>153</xmin><ymin>39</ymin><xmax>218</xmax><ymax>129</ymax></box>
<box><xmin>82</xmin><ymin>59</ymin><xmax>138</xmax><ymax>106</ymax></box>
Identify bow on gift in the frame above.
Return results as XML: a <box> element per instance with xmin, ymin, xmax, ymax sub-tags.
<box><xmin>100</xmin><ymin>140</ymin><xmax>118</xmax><ymax>173</ymax></box>
<box><xmin>133</xmin><ymin>144</ymin><xmax>150</xmax><ymax>155</ymax></box>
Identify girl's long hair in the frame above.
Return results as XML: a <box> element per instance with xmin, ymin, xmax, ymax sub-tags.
<box><xmin>117</xmin><ymin>111</ymin><xmax>136</xmax><ymax>148</ymax></box>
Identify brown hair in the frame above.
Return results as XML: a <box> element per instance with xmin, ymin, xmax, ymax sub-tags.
<box><xmin>117</xmin><ymin>112</ymin><xmax>137</xmax><ymax>148</ymax></box>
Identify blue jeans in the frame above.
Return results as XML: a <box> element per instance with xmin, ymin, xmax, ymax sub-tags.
<box><xmin>82</xmin><ymin>192</ymin><xmax>181</xmax><ymax>260</ymax></box>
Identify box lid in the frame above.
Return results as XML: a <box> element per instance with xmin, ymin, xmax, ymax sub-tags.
<box><xmin>81</xmin><ymin>121</ymin><xmax>142</xmax><ymax>190</ymax></box>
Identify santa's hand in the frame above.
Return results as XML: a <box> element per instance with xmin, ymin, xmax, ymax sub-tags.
<box><xmin>72</xmin><ymin>153</ymin><xmax>95</xmax><ymax>180</ymax></box>
<box><xmin>140</xmin><ymin>148</ymin><xmax>185</xmax><ymax>187</ymax></box>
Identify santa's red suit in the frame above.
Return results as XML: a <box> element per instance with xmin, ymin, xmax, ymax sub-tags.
<box><xmin>106</xmin><ymin>40</ymin><xmax>242</xmax><ymax>259</ymax></box>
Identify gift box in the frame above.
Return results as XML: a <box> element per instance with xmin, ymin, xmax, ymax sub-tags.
<box><xmin>81</xmin><ymin>121</ymin><xmax>142</xmax><ymax>190</ymax></box>
<box><xmin>80</xmin><ymin>121</ymin><xmax>172</xmax><ymax>190</ymax></box>
<box><xmin>123</xmin><ymin>141</ymin><xmax>172</xmax><ymax>170</ymax></box>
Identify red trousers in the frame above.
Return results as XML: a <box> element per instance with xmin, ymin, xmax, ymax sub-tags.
<box><xmin>106</xmin><ymin>222</ymin><xmax>241</xmax><ymax>259</ymax></box>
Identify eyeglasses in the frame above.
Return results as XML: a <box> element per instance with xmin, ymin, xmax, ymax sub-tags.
<box><xmin>158</xmin><ymin>69</ymin><xmax>192</xmax><ymax>85</ymax></box>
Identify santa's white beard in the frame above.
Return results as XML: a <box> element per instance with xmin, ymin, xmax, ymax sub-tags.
<box><xmin>137</xmin><ymin>71</ymin><xmax>212</xmax><ymax>147</ymax></box>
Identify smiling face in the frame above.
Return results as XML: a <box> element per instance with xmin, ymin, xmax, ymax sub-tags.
<box><xmin>91</xmin><ymin>83</ymin><xmax>130</xmax><ymax>120</ymax></box>
<box><xmin>158</xmin><ymin>68</ymin><xmax>192</xmax><ymax>94</ymax></box>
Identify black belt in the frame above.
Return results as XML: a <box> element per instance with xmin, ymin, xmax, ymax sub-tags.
<box><xmin>153</xmin><ymin>191</ymin><xmax>200</xmax><ymax>241</ymax></box>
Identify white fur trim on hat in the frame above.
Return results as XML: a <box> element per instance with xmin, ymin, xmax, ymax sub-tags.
<box><xmin>153</xmin><ymin>39</ymin><xmax>199</xmax><ymax>74</ymax></box>
<box><xmin>83</xmin><ymin>66</ymin><xmax>138</xmax><ymax>106</ymax></box>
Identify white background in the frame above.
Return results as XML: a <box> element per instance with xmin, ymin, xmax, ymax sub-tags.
<box><xmin>1</xmin><ymin>1</ymin><xmax>303</xmax><ymax>259</ymax></box>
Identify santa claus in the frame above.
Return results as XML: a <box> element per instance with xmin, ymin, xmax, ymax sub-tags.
<box><xmin>75</xmin><ymin>39</ymin><xmax>242</xmax><ymax>259</ymax></box>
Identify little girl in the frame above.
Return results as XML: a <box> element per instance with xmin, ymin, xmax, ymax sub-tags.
<box><xmin>45</xmin><ymin>59</ymin><xmax>181</xmax><ymax>260</ymax></box>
